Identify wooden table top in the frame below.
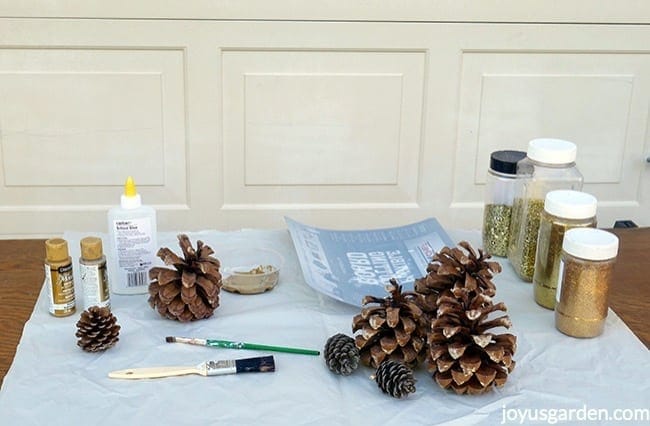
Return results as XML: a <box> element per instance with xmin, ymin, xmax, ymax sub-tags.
<box><xmin>1</xmin><ymin>228</ymin><xmax>648</xmax><ymax>388</ymax></box>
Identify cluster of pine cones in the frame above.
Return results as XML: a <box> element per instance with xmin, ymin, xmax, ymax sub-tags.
<box><xmin>75</xmin><ymin>234</ymin><xmax>222</xmax><ymax>353</ymax></box>
<box><xmin>76</xmin><ymin>235</ymin><xmax>515</xmax><ymax>399</ymax></box>
<box><xmin>324</xmin><ymin>241</ymin><xmax>516</xmax><ymax>397</ymax></box>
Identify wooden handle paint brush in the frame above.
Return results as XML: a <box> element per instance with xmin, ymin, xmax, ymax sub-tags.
<box><xmin>166</xmin><ymin>336</ymin><xmax>320</xmax><ymax>356</ymax></box>
<box><xmin>108</xmin><ymin>355</ymin><xmax>275</xmax><ymax>380</ymax></box>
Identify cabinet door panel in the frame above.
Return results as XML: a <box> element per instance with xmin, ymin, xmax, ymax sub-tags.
<box><xmin>0</xmin><ymin>19</ymin><xmax>648</xmax><ymax>236</ymax></box>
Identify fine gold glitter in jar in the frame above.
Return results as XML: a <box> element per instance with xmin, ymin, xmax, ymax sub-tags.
<box><xmin>533</xmin><ymin>190</ymin><xmax>597</xmax><ymax>309</ymax></box>
<box><xmin>508</xmin><ymin>197</ymin><xmax>545</xmax><ymax>281</ymax></box>
<box><xmin>507</xmin><ymin>139</ymin><xmax>583</xmax><ymax>282</ymax></box>
<box><xmin>555</xmin><ymin>228</ymin><xmax>618</xmax><ymax>338</ymax></box>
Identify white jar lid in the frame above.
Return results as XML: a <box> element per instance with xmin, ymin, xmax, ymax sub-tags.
<box><xmin>544</xmin><ymin>190</ymin><xmax>597</xmax><ymax>219</ymax></box>
<box><xmin>562</xmin><ymin>228</ymin><xmax>619</xmax><ymax>260</ymax></box>
<box><xmin>527</xmin><ymin>138</ymin><xmax>577</xmax><ymax>164</ymax></box>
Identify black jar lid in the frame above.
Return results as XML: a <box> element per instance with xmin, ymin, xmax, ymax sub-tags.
<box><xmin>490</xmin><ymin>150</ymin><xmax>527</xmax><ymax>175</ymax></box>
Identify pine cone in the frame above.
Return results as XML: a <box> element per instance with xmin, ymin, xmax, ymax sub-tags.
<box><xmin>427</xmin><ymin>286</ymin><xmax>516</xmax><ymax>395</ymax></box>
<box><xmin>373</xmin><ymin>360</ymin><xmax>416</xmax><ymax>398</ymax></box>
<box><xmin>75</xmin><ymin>306</ymin><xmax>120</xmax><ymax>352</ymax></box>
<box><xmin>324</xmin><ymin>333</ymin><xmax>360</xmax><ymax>376</ymax></box>
<box><xmin>415</xmin><ymin>241</ymin><xmax>501</xmax><ymax>312</ymax></box>
<box><xmin>148</xmin><ymin>234</ymin><xmax>222</xmax><ymax>322</ymax></box>
<box><xmin>352</xmin><ymin>279</ymin><xmax>427</xmax><ymax>369</ymax></box>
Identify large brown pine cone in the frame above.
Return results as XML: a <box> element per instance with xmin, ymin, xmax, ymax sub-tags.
<box><xmin>352</xmin><ymin>279</ymin><xmax>427</xmax><ymax>369</ymax></box>
<box><xmin>415</xmin><ymin>241</ymin><xmax>501</xmax><ymax>312</ymax></box>
<box><xmin>148</xmin><ymin>234</ymin><xmax>222</xmax><ymax>322</ymax></box>
<box><xmin>427</xmin><ymin>286</ymin><xmax>516</xmax><ymax>395</ymax></box>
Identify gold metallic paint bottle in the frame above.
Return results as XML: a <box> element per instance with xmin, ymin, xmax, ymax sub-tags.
<box><xmin>44</xmin><ymin>238</ymin><xmax>76</xmax><ymax>317</ymax></box>
<box><xmin>80</xmin><ymin>236</ymin><xmax>111</xmax><ymax>309</ymax></box>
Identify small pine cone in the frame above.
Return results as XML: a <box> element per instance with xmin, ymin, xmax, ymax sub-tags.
<box><xmin>75</xmin><ymin>306</ymin><xmax>120</xmax><ymax>352</ymax></box>
<box><xmin>373</xmin><ymin>360</ymin><xmax>416</xmax><ymax>398</ymax></box>
<box><xmin>324</xmin><ymin>333</ymin><xmax>360</xmax><ymax>376</ymax></box>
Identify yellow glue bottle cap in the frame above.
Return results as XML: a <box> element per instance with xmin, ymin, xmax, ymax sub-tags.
<box><xmin>124</xmin><ymin>176</ymin><xmax>137</xmax><ymax>197</ymax></box>
<box><xmin>120</xmin><ymin>176</ymin><xmax>142</xmax><ymax>209</ymax></box>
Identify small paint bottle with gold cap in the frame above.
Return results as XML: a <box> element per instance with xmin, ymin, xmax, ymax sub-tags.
<box><xmin>44</xmin><ymin>238</ymin><xmax>76</xmax><ymax>317</ymax></box>
<box><xmin>80</xmin><ymin>236</ymin><xmax>111</xmax><ymax>309</ymax></box>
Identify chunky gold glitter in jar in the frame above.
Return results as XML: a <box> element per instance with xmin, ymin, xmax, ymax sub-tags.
<box><xmin>533</xmin><ymin>190</ymin><xmax>597</xmax><ymax>309</ymax></box>
<box><xmin>555</xmin><ymin>228</ymin><xmax>618</xmax><ymax>338</ymax></box>
<box><xmin>483</xmin><ymin>204</ymin><xmax>512</xmax><ymax>256</ymax></box>
<box><xmin>482</xmin><ymin>150</ymin><xmax>526</xmax><ymax>257</ymax></box>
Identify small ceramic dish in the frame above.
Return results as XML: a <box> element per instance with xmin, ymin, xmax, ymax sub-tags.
<box><xmin>220</xmin><ymin>248</ymin><xmax>284</xmax><ymax>294</ymax></box>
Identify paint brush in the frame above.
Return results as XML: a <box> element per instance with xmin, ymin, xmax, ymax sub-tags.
<box><xmin>108</xmin><ymin>355</ymin><xmax>275</xmax><ymax>380</ymax></box>
<box><xmin>166</xmin><ymin>336</ymin><xmax>320</xmax><ymax>356</ymax></box>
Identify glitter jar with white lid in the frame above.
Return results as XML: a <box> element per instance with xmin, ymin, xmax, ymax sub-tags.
<box><xmin>555</xmin><ymin>228</ymin><xmax>619</xmax><ymax>338</ymax></box>
<box><xmin>533</xmin><ymin>190</ymin><xmax>597</xmax><ymax>310</ymax></box>
<box><xmin>507</xmin><ymin>138</ymin><xmax>584</xmax><ymax>281</ymax></box>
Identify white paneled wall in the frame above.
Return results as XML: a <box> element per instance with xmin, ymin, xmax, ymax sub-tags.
<box><xmin>222</xmin><ymin>49</ymin><xmax>425</xmax><ymax>208</ymax></box>
<box><xmin>0</xmin><ymin>6</ymin><xmax>648</xmax><ymax>237</ymax></box>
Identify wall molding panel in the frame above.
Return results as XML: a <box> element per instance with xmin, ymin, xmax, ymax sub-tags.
<box><xmin>0</xmin><ymin>17</ymin><xmax>648</xmax><ymax>236</ymax></box>
<box><xmin>221</xmin><ymin>49</ymin><xmax>426</xmax><ymax>210</ymax></box>
<box><xmin>0</xmin><ymin>46</ymin><xmax>188</xmax><ymax>224</ymax></box>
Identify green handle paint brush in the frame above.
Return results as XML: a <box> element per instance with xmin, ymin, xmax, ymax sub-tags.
<box><xmin>166</xmin><ymin>336</ymin><xmax>320</xmax><ymax>356</ymax></box>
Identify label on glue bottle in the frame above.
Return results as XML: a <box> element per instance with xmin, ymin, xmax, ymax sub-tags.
<box><xmin>112</xmin><ymin>218</ymin><xmax>156</xmax><ymax>289</ymax></box>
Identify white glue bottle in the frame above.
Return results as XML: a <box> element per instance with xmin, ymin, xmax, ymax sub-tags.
<box><xmin>107</xmin><ymin>176</ymin><xmax>158</xmax><ymax>295</ymax></box>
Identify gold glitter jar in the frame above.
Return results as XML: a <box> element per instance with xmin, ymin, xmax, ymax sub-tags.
<box><xmin>508</xmin><ymin>139</ymin><xmax>583</xmax><ymax>282</ymax></box>
<box><xmin>555</xmin><ymin>228</ymin><xmax>619</xmax><ymax>338</ymax></box>
<box><xmin>482</xmin><ymin>150</ymin><xmax>527</xmax><ymax>257</ymax></box>
<box><xmin>533</xmin><ymin>190</ymin><xmax>597</xmax><ymax>309</ymax></box>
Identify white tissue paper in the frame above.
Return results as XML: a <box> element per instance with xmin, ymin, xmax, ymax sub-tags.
<box><xmin>0</xmin><ymin>229</ymin><xmax>647</xmax><ymax>425</ymax></box>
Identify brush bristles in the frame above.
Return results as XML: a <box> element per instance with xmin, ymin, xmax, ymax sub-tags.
<box><xmin>165</xmin><ymin>336</ymin><xmax>175</xmax><ymax>343</ymax></box>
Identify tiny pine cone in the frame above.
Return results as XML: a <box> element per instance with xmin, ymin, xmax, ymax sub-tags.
<box><xmin>374</xmin><ymin>360</ymin><xmax>417</xmax><ymax>398</ymax></box>
<box><xmin>75</xmin><ymin>306</ymin><xmax>120</xmax><ymax>353</ymax></box>
<box><xmin>324</xmin><ymin>333</ymin><xmax>360</xmax><ymax>376</ymax></box>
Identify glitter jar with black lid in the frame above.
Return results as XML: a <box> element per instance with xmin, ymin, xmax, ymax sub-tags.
<box><xmin>555</xmin><ymin>228</ymin><xmax>618</xmax><ymax>338</ymax></box>
<box><xmin>507</xmin><ymin>139</ymin><xmax>583</xmax><ymax>282</ymax></box>
<box><xmin>533</xmin><ymin>190</ymin><xmax>597</xmax><ymax>309</ymax></box>
<box><xmin>482</xmin><ymin>150</ymin><xmax>527</xmax><ymax>257</ymax></box>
